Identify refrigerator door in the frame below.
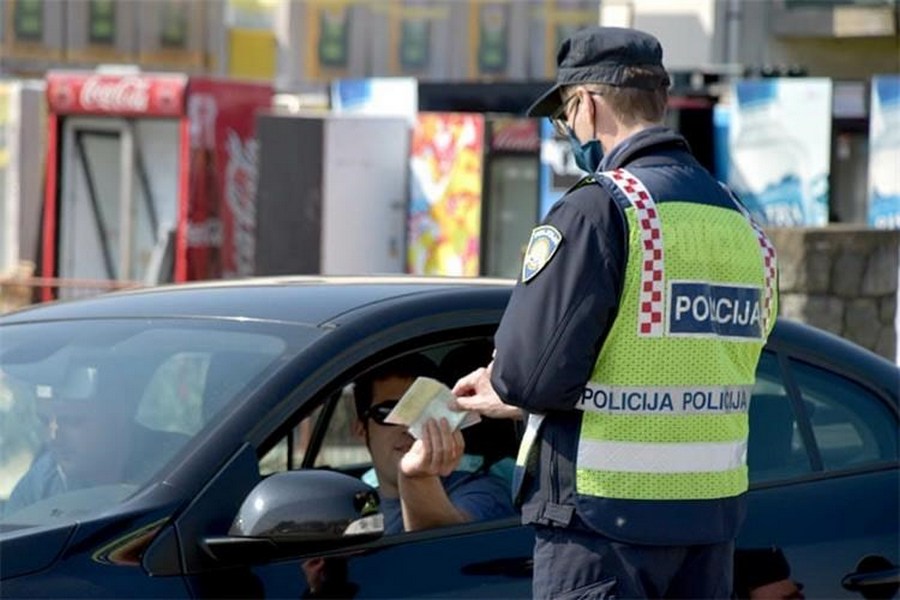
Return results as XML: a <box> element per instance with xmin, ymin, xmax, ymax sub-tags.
<box><xmin>321</xmin><ymin>116</ymin><xmax>409</xmax><ymax>275</ymax></box>
<box><xmin>58</xmin><ymin>117</ymin><xmax>179</xmax><ymax>295</ymax></box>
<box><xmin>483</xmin><ymin>155</ymin><xmax>538</xmax><ymax>279</ymax></box>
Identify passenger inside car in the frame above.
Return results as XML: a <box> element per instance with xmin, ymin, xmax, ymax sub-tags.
<box><xmin>352</xmin><ymin>352</ymin><xmax>516</xmax><ymax>534</ymax></box>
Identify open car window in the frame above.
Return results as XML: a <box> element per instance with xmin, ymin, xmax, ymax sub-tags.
<box><xmin>257</xmin><ymin>335</ymin><xmax>523</xmax><ymax>535</ymax></box>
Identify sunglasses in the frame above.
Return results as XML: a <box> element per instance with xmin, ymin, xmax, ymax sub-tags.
<box><xmin>363</xmin><ymin>400</ymin><xmax>400</xmax><ymax>426</ymax></box>
<box><xmin>550</xmin><ymin>91</ymin><xmax>603</xmax><ymax>137</ymax></box>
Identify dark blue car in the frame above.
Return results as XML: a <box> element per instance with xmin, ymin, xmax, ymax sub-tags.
<box><xmin>1</xmin><ymin>277</ymin><xmax>897</xmax><ymax>598</ymax></box>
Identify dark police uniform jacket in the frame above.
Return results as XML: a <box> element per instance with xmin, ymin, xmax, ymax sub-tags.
<box><xmin>491</xmin><ymin>125</ymin><xmax>751</xmax><ymax>545</ymax></box>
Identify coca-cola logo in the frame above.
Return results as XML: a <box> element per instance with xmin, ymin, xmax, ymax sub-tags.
<box><xmin>224</xmin><ymin>129</ymin><xmax>259</xmax><ymax>278</ymax></box>
<box><xmin>79</xmin><ymin>76</ymin><xmax>150</xmax><ymax>112</ymax></box>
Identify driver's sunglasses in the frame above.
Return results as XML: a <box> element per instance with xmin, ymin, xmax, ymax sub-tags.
<box><xmin>363</xmin><ymin>400</ymin><xmax>400</xmax><ymax>426</ymax></box>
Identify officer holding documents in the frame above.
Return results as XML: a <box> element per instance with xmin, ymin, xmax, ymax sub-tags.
<box><xmin>353</xmin><ymin>353</ymin><xmax>514</xmax><ymax>534</ymax></box>
<box><xmin>453</xmin><ymin>26</ymin><xmax>779</xmax><ymax>598</ymax></box>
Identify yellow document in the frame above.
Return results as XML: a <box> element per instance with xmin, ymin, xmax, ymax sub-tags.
<box><xmin>385</xmin><ymin>376</ymin><xmax>481</xmax><ymax>439</ymax></box>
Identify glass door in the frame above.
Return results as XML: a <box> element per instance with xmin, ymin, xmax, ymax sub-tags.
<box><xmin>483</xmin><ymin>155</ymin><xmax>539</xmax><ymax>278</ymax></box>
<box><xmin>59</xmin><ymin>117</ymin><xmax>179</xmax><ymax>297</ymax></box>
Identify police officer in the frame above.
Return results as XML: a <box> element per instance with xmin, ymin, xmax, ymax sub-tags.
<box><xmin>452</xmin><ymin>26</ymin><xmax>779</xmax><ymax>599</ymax></box>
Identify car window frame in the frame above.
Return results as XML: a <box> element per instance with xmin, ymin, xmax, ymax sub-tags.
<box><xmin>784</xmin><ymin>353</ymin><xmax>898</xmax><ymax>472</ymax></box>
<box><xmin>250</xmin><ymin>324</ymin><xmax>522</xmax><ymax>545</ymax></box>
<box><xmin>760</xmin><ymin>341</ymin><xmax>899</xmax><ymax>485</ymax></box>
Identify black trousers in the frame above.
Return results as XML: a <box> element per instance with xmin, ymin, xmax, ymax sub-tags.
<box><xmin>532</xmin><ymin>525</ymin><xmax>734</xmax><ymax>599</ymax></box>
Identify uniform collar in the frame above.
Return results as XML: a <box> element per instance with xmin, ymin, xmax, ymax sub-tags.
<box><xmin>598</xmin><ymin>125</ymin><xmax>691</xmax><ymax>172</ymax></box>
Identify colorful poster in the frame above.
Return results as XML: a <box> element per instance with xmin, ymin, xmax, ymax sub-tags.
<box><xmin>727</xmin><ymin>79</ymin><xmax>832</xmax><ymax>227</ymax></box>
<box><xmin>408</xmin><ymin>113</ymin><xmax>484</xmax><ymax>276</ymax></box>
<box><xmin>868</xmin><ymin>75</ymin><xmax>900</xmax><ymax>229</ymax></box>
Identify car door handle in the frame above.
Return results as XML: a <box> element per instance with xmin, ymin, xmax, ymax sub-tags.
<box><xmin>842</xmin><ymin>567</ymin><xmax>900</xmax><ymax>589</ymax></box>
<box><xmin>842</xmin><ymin>555</ymin><xmax>900</xmax><ymax>599</ymax></box>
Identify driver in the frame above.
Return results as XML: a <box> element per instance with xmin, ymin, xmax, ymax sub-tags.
<box><xmin>5</xmin><ymin>360</ymin><xmax>186</xmax><ymax>515</ymax></box>
<box><xmin>352</xmin><ymin>353</ymin><xmax>515</xmax><ymax>534</ymax></box>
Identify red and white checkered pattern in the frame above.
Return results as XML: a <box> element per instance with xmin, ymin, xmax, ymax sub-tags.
<box><xmin>601</xmin><ymin>168</ymin><xmax>665</xmax><ymax>337</ymax></box>
<box><xmin>749</xmin><ymin>222</ymin><xmax>777</xmax><ymax>332</ymax></box>
<box><xmin>720</xmin><ymin>182</ymin><xmax>778</xmax><ymax>333</ymax></box>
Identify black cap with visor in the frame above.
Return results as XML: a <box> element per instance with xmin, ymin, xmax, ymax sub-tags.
<box><xmin>527</xmin><ymin>26</ymin><xmax>671</xmax><ymax>118</ymax></box>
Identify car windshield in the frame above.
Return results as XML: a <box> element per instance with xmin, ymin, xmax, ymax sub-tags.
<box><xmin>0</xmin><ymin>317</ymin><xmax>314</xmax><ymax>530</ymax></box>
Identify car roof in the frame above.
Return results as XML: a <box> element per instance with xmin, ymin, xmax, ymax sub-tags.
<box><xmin>4</xmin><ymin>275</ymin><xmax>896</xmax><ymax>403</ymax></box>
<box><xmin>0</xmin><ymin>276</ymin><xmax>516</xmax><ymax>326</ymax></box>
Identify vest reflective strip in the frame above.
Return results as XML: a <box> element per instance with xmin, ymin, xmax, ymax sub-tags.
<box><xmin>600</xmin><ymin>168</ymin><xmax>665</xmax><ymax>337</ymax></box>
<box><xmin>576</xmin><ymin>468</ymin><xmax>747</xmax><ymax>500</ymax></box>
<box><xmin>577</xmin><ymin>439</ymin><xmax>747</xmax><ymax>473</ymax></box>
<box><xmin>578</xmin><ymin>384</ymin><xmax>752</xmax><ymax>415</ymax></box>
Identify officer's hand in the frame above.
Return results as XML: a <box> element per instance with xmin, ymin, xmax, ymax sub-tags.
<box><xmin>451</xmin><ymin>364</ymin><xmax>525</xmax><ymax>420</ymax></box>
<box><xmin>400</xmin><ymin>418</ymin><xmax>463</xmax><ymax>478</ymax></box>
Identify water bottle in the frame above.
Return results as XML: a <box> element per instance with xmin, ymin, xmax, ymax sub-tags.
<box><xmin>868</xmin><ymin>76</ymin><xmax>900</xmax><ymax>229</ymax></box>
<box><xmin>729</xmin><ymin>81</ymin><xmax>817</xmax><ymax>226</ymax></box>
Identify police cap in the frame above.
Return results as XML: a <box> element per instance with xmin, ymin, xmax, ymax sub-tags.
<box><xmin>527</xmin><ymin>26</ymin><xmax>671</xmax><ymax>117</ymax></box>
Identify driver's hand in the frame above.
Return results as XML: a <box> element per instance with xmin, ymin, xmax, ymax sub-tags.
<box><xmin>400</xmin><ymin>418</ymin><xmax>464</xmax><ymax>478</ymax></box>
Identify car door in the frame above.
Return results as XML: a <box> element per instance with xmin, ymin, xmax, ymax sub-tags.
<box><xmin>741</xmin><ymin>350</ymin><xmax>900</xmax><ymax>599</ymax></box>
<box><xmin>238</xmin><ymin>335</ymin><xmax>535</xmax><ymax>598</ymax></box>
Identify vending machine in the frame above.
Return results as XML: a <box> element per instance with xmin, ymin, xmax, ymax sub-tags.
<box><xmin>0</xmin><ymin>79</ymin><xmax>46</xmax><ymax>276</ymax></box>
<box><xmin>40</xmin><ymin>69</ymin><xmax>272</xmax><ymax>300</ymax></box>
<box><xmin>407</xmin><ymin>112</ymin><xmax>543</xmax><ymax>278</ymax></box>
<box><xmin>254</xmin><ymin>112</ymin><xmax>410</xmax><ymax>276</ymax></box>
<box><xmin>868</xmin><ymin>75</ymin><xmax>900</xmax><ymax>229</ymax></box>
<box><xmin>727</xmin><ymin>79</ymin><xmax>833</xmax><ymax>227</ymax></box>
<box><xmin>481</xmin><ymin>116</ymin><xmax>541</xmax><ymax>279</ymax></box>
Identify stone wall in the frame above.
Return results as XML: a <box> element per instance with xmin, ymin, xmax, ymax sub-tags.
<box><xmin>766</xmin><ymin>226</ymin><xmax>899</xmax><ymax>364</ymax></box>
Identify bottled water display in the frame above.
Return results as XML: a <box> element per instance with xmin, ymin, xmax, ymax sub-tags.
<box><xmin>868</xmin><ymin>76</ymin><xmax>900</xmax><ymax>230</ymax></box>
<box><xmin>728</xmin><ymin>80</ymin><xmax>832</xmax><ymax>227</ymax></box>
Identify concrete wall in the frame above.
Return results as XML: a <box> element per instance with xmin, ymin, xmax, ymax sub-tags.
<box><xmin>733</xmin><ymin>2</ymin><xmax>899</xmax><ymax>79</ymax></box>
<box><xmin>759</xmin><ymin>37</ymin><xmax>900</xmax><ymax>81</ymax></box>
<box><xmin>768</xmin><ymin>226</ymin><xmax>899</xmax><ymax>364</ymax></box>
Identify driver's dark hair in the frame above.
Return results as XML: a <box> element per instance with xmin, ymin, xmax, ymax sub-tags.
<box><xmin>353</xmin><ymin>353</ymin><xmax>439</xmax><ymax>420</ymax></box>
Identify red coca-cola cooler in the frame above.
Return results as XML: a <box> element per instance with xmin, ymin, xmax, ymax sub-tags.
<box><xmin>40</xmin><ymin>68</ymin><xmax>272</xmax><ymax>301</ymax></box>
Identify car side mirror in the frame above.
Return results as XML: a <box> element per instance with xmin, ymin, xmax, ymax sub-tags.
<box><xmin>202</xmin><ymin>470</ymin><xmax>383</xmax><ymax>566</ymax></box>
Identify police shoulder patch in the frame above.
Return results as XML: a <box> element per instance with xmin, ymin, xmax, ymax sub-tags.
<box><xmin>521</xmin><ymin>225</ymin><xmax>563</xmax><ymax>283</ymax></box>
